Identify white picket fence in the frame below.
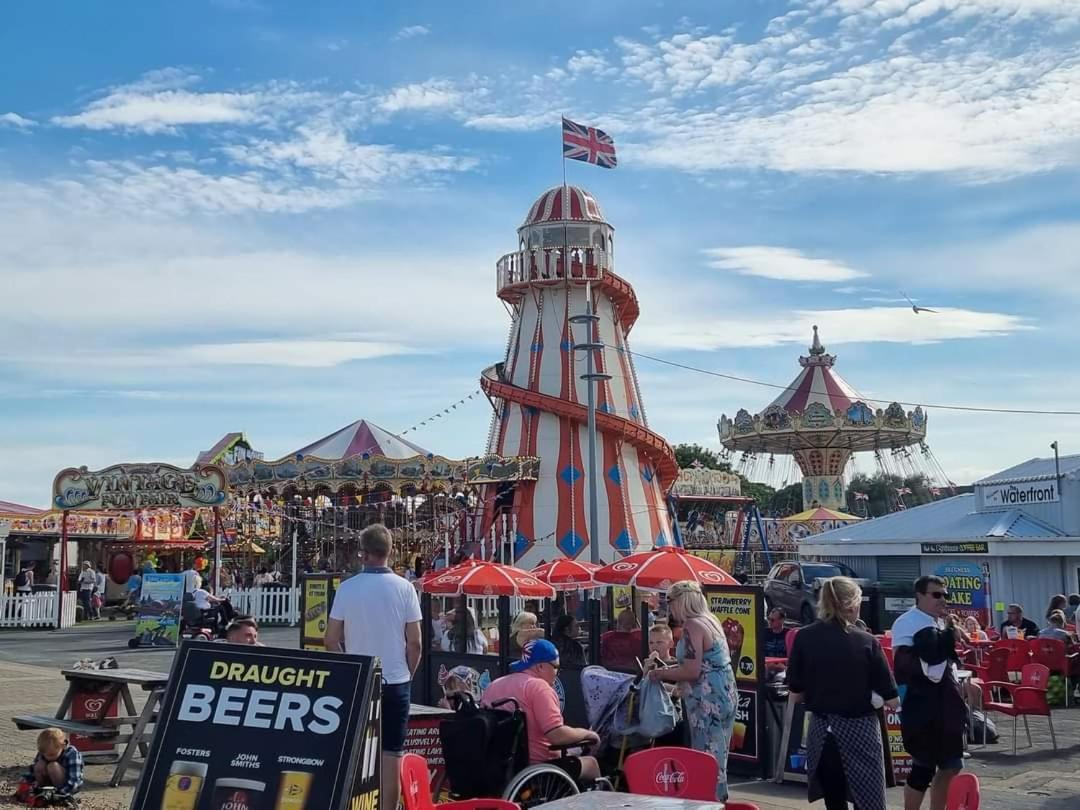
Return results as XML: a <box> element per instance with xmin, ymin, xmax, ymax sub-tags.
<box><xmin>0</xmin><ymin>591</ymin><xmax>77</xmax><ymax>629</ymax></box>
<box><xmin>224</xmin><ymin>587</ymin><xmax>299</xmax><ymax>625</ymax></box>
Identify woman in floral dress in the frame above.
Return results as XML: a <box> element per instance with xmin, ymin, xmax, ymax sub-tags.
<box><xmin>648</xmin><ymin>580</ymin><xmax>738</xmax><ymax>801</ymax></box>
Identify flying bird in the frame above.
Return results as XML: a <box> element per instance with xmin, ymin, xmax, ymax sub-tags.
<box><xmin>900</xmin><ymin>291</ymin><xmax>937</xmax><ymax>314</ymax></box>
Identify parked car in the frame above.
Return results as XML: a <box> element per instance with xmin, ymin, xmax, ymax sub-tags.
<box><xmin>763</xmin><ymin>561</ymin><xmax>862</xmax><ymax>625</ymax></box>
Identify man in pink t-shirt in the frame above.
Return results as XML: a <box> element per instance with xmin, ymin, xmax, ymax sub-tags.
<box><xmin>482</xmin><ymin>639</ymin><xmax>600</xmax><ymax>782</ymax></box>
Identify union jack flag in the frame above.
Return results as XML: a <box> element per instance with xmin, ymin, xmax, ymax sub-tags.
<box><xmin>929</xmin><ymin>486</ymin><xmax>941</xmax><ymax>497</ymax></box>
<box><xmin>562</xmin><ymin>117</ymin><xmax>617</xmax><ymax>168</ymax></box>
<box><xmin>896</xmin><ymin>487</ymin><xmax>912</xmax><ymax>496</ymax></box>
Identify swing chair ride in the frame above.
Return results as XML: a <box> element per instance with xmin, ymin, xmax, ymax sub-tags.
<box><xmin>719</xmin><ymin>326</ymin><xmax>954</xmax><ymax>518</ymax></box>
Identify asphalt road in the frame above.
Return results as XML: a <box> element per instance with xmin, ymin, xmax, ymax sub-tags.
<box><xmin>0</xmin><ymin>621</ymin><xmax>300</xmax><ymax>669</ymax></box>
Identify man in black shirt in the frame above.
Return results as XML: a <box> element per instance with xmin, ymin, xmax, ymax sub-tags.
<box><xmin>762</xmin><ymin>607</ymin><xmax>789</xmax><ymax>658</ymax></box>
<box><xmin>999</xmin><ymin>603</ymin><xmax>1039</xmax><ymax>639</ymax></box>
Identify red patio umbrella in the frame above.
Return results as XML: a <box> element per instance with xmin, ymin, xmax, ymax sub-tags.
<box><xmin>530</xmin><ymin>559</ymin><xmax>600</xmax><ymax>591</ymax></box>
<box><xmin>593</xmin><ymin>546</ymin><xmax>739</xmax><ymax>591</ymax></box>
<box><xmin>420</xmin><ymin>559</ymin><xmax>556</xmax><ymax>599</ymax></box>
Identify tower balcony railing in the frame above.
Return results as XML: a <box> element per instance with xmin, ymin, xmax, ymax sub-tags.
<box><xmin>496</xmin><ymin>246</ymin><xmax>612</xmax><ymax>294</ymax></box>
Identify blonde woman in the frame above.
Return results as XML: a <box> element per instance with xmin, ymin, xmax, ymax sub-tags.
<box><xmin>787</xmin><ymin>577</ymin><xmax>897</xmax><ymax>810</ymax></box>
<box><xmin>647</xmin><ymin>580</ymin><xmax>737</xmax><ymax>801</ymax></box>
<box><xmin>510</xmin><ymin>611</ymin><xmax>543</xmax><ymax>657</ymax></box>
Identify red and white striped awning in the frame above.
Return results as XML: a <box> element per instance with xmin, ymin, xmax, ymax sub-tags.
<box><xmin>768</xmin><ymin>326</ymin><xmax>862</xmax><ymax>415</ymax></box>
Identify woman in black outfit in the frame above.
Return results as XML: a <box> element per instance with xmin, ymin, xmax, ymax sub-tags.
<box><xmin>787</xmin><ymin>577</ymin><xmax>898</xmax><ymax>810</ymax></box>
<box><xmin>551</xmin><ymin>614</ymin><xmax>587</xmax><ymax>667</ymax></box>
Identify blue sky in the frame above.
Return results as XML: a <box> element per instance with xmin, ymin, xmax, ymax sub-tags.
<box><xmin>2</xmin><ymin>0</ymin><xmax>1080</xmax><ymax>507</ymax></box>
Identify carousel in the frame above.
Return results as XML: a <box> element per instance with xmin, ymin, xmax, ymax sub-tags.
<box><xmin>217</xmin><ymin>419</ymin><xmax>539</xmax><ymax>572</ymax></box>
<box><xmin>719</xmin><ymin>326</ymin><xmax>948</xmax><ymax>515</ymax></box>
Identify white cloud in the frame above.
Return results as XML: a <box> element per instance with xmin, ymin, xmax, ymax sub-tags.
<box><xmin>703</xmin><ymin>246</ymin><xmax>868</xmax><ymax>282</ymax></box>
<box><xmin>51</xmin><ymin>69</ymin><xmax>322</xmax><ymax>134</ymax></box>
<box><xmin>632</xmin><ymin>306</ymin><xmax>1029</xmax><ymax>351</ymax></box>
<box><xmin>95</xmin><ymin>340</ymin><xmax>419</xmax><ymax>368</ymax></box>
<box><xmin>394</xmin><ymin>24</ymin><xmax>430</xmax><ymax>40</ymax></box>
<box><xmin>0</xmin><ymin>112</ymin><xmax>35</xmax><ymax>129</ymax></box>
<box><xmin>224</xmin><ymin>123</ymin><xmax>477</xmax><ymax>188</ymax></box>
<box><xmin>377</xmin><ymin>79</ymin><xmax>475</xmax><ymax>113</ymax></box>
<box><xmin>464</xmin><ymin>111</ymin><xmax>558</xmax><ymax>131</ymax></box>
<box><xmin>566</xmin><ymin>50</ymin><xmax>614</xmax><ymax>76</ymax></box>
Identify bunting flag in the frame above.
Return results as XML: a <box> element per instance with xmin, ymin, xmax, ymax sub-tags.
<box><xmin>853</xmin><ymin>491</ymin><xmax>869</xmax><ymax>501</ymax></box>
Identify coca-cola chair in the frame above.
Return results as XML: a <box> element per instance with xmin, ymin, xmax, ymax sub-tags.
<box><xmin>979</xmin><ymin>663</ymin><xmax>1058</xmax><ymax>755</ymax></box>
<box><xmin>622</xmin><ymin>746</ymin><xmax>759</xmax><ymax>809</ymax></box>
<box><xmin>1027</xmin><ymin>637</ymin><xmax>1078</xmax><ymax>706</ymax></box>
<box><xmin>993</xmin><ymin>639</ymin><xmax>1031</xmax><ymax>679</ymax></box>
<box><xmin>400</xmin><ymin>753</ymin><xmax>520</xmax><ymax>810</ymax></box>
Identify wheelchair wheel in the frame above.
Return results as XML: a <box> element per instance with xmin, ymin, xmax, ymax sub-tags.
<box><xmin>502</xmin><ymin>763</ymin><xmax>579</xmax><ymax>807</ymax></box>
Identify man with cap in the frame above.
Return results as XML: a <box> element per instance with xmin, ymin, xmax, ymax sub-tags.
<box><xmin>482</xmin><ymin>639</ymin><xmax>601</xmax><ymax>782</ymax></box>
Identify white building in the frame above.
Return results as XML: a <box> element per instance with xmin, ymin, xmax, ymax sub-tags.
<box><xmin>804</xmin><ymin>453</ymin><xmax>1080</xmax><ymax>629</ymax></box>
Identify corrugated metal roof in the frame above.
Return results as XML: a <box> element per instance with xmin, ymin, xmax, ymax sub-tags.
<box><xmin>803</xmin><ymin>493</ymin><xmax>1067</xmax><ymax>544</ymax></box>
<box><xmin>976</xmin><ymin>454</ymin><xmax>1080</xmax><ymax>485</ymax></box>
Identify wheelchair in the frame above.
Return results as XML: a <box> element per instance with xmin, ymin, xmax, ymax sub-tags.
<box><xmin>438</xmin><ymin>695</ymin><xmax>608</xmax><ymax>808</ymax></box>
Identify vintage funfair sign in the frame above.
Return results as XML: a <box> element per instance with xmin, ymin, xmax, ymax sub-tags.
<box><xmin>53</xmin><ymin>464</ymin><xmax>229</xmax><ymax>511</ymax></box>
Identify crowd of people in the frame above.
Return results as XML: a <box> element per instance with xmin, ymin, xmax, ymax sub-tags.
<box><xmin>17</xmin><ymin>522</ymin><xmax>1077</xmax><ymax>809</ymax></box>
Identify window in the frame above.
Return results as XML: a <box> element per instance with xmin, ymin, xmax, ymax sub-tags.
<box><xmin>803</xmin><ymin>564</ymin><xmax>844</xmax><ymax>581</ymax></box>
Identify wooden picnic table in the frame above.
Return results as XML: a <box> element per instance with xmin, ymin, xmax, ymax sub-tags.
<box><xmin>12</xmin><ymin>667</ymin><xmax>169</xmax><ymax>787</ymax></box>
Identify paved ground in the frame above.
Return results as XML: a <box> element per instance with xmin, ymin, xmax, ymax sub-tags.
<box><xmin>2</xmin><ymin>623</ymin><xmax>1078</xmax><ymax>809</ymax></box>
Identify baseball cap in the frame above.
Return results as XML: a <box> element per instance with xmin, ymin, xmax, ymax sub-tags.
<box><xmin>510</xmin><ymin>638</ymin><xmax>560</xmax><ymax>673</ymax></box>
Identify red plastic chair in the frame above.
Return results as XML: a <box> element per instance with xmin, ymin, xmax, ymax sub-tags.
<box><xmin>724</xmin><ymin>804</ymin><xmax>760</xmax><ymax>810</ymax></box>
<box><xmin>624</xmin><ymin>746</ymin><xmax>719</xmax><ymax>801</ymax></box>
<box><xmin>882</xmin><ymin>645</ymin><xmax>895</xmax><ymax>670</ymax></box>
<box><xmin>994</xmin><ymin>639</ymin><xmax>1031</xmax><ymax>677</ymax></box>
<box><xmin>400</xmin><ymin>753</ymin><xmax>519</xmax><ymax>810</ymax></box>
<box><xmin>600</xmin><ymin>629</ymin><xmax>643</xmax><ymax>671</ymax></box>
<box><xmin>980</xmin><ymin>663</ymin><xmax>1058</xmax><ymax>755</ymax></box>
<box><xmin>1028</xmin><ymin>637</ymin><xmax>1078</xmax><ymax>706</ymax></box>
<box><xmin>970</xmin><ymin>647</ymin><xmax>1010</xmax><ymax>686</ymax></box>
<box><xmin>785</xmin><ymin>627</ymin><xmax>801</xmax><ymax>656</ymax></box>
<box><xmin>945</xmin><ymin>772</ymin><xmax>980</xmax><ymax>810</ymax></box>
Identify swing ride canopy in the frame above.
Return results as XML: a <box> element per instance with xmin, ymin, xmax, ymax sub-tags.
<box><xmin>719</xmin><ymin>326</ymin><xmax>927</xmax><ymax>456</ymax></box>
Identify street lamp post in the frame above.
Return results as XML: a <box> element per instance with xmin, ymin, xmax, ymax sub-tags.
<box><xmin>1052</xmin><ymin>441</ymin><xmax>1064</xmax><ymax>531</ymax></box>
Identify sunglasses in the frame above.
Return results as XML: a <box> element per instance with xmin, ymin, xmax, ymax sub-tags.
<box><xmin>929</xmin><ymin>591</ymin><xmax>949</xmax><ymax>600</ymax></box>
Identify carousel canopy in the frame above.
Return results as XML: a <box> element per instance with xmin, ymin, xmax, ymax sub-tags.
<box><xmin>291</xmin><ymin>419</ymin><xmax>432</xmax><ymax>461</ymax></box>
<box><xmin>0</xmin><ymin>500</ymin><xmax>46</xmax><ymax>516</ymax></box>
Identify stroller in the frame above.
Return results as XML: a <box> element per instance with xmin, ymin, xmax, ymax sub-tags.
<box><xmin>580</xmin><ymin>666</ymin><xmax>684</xmax><ymax>787</ymax></box>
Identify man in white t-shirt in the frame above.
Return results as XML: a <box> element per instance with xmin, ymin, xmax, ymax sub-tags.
<box><xmin>891</xmin><ymin>576</ymin><xmax>964</xmax><ymax>810</ymax></box>
<box><xmin>325</xmin><ymin>525</ymin><xmax>422</xmax><ymax>810</ymax></box>
<box><xmin>181</xmin><ymin>563</ymin><xmax>201</xmax><ymax>594</ymax></box>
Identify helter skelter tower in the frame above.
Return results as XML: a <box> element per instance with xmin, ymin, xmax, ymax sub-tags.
<box><xmin>478</xmin><ymin>186</ymin><xmax>678</xmax><ymax>568</ymax></box>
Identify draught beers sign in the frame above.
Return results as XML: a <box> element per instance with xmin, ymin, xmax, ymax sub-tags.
<box><xmin>131</xmin><ymin>642</ymin><xmax>382</xmax><ymax>810</ymax></box>
<box><xmin>53</xmin><ymin>463</ymin><xmax>228</xmax><ymax>511</ymax></box>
